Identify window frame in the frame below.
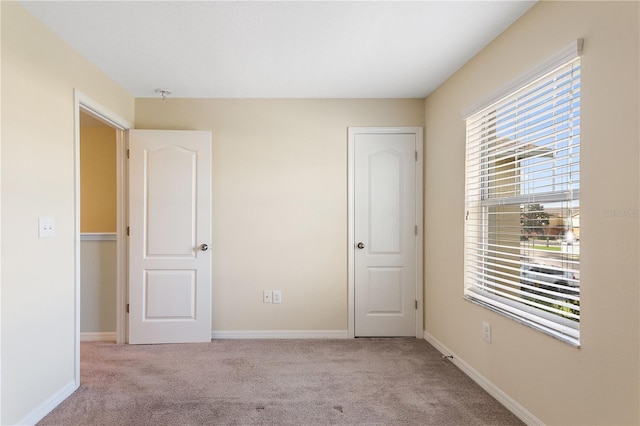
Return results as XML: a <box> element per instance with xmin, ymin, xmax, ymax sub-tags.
<box><xmin>463</xmin><ymin>41</ymin><xmax>583</xmax><ymax>347</ymax></box>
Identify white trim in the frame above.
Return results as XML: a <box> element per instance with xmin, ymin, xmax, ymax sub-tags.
<box><xmin>348</xmin><ymin>130</ymin><xmax>355</xmax><ymax>339</ymax></box>
<box><xmin>423</xmin><ymin>330</ymin><xmax>542</xmax><ymax>426</ymax></box>
<box><xmin>211</xmin><ymin>330</ymin><xmax>349</xmax><ymax>339</ymax></box>
<box><xmin>115</xmin><ymin>129</ymin><xmax>128</xmax><ymax>345</ymax></box>
<box><xmin>415</xmin><ymin>130</ymin><xmax>425</xmax><ymax>336</ymax></box>
<box><xmin>75</xmin><ymin>94</ymin><xmax>133</xmax><ymax>130</ymax></box>
<box><xmin>73</xmin><ymin>90</ymin><xmax>132</xmax><ymax>393</ymax></box>
<box><xmin>80</xmin><ymin>332</ymin><xmax>117</xmax><ymax>342</ymax></box>
<box><xmin>461</xmin><ymin>39</ymin><xmax>583</xmax><ymax>119</ymax></box>
<box><xmin>73</xmin><ymin>91</ymin><xmax>82</xmax><ymax>394</ymax></box>
<box><xmin>347</xmin><ymin>127</ymin><xmax>424</xmax><ymax>339</ymax></box>
<box><xmin>80</xmin><ymin>233</ymin><xmax>117</xmax><ymax>241</ymax></box>
<box><xmin>16</xmin><ymin>380</ymin><xmax>77</xmax><ymax>426</ymax></box>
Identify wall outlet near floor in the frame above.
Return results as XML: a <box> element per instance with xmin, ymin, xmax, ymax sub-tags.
<box><xmin>482</xmin><ymin>322</ymin><xmax>492</xmax><ymax>343</ymax></box>
<box><xmin>273</xmin><ymin>290</ymin><xmax>282</xmax><ymax>304</ymax></box>
<box><xmin>263</xmin><ymin>290</ymin><xmax>272</xmax><ymax>303</ymax></box>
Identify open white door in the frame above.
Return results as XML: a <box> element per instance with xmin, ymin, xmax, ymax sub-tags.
<box><xmin>349</xmin><ymin>127</ymin><xmax>423</xmax><ymax>337</ymax></box>
<box><xmin>128</xmin><ymin>129</ymin><xmax>212</xmax><ymax>344</ymax></box>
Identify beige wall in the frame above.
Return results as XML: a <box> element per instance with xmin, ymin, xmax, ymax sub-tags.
<box><xmin>135</xmin><ymin>99</ymin><xmax>424</xmax><ymax>332</ymax></box>
<box><xmin>80</xmin><ymin>240</ymin><xmax>117</xmax><ymax>333</ymax></box>
<box><xmin>0</xmin><ymin>2</ymin><xmax>134</xmax><ymax>424</ymax></box>
<box><xmin>80</xmin><ymin>126</ymin><xmax>117</xmax><ymax>233</ymax></box>
<box><xmin>423</xmin><ymin>2</ymin><xmax>639</xmax><ymax>425</ymax></box>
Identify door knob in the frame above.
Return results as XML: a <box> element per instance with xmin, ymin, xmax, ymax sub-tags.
<box><xmin>199</xmin><ymin>244</ymin><xmax>209</xmax><ymax>251</ymax></box>
<box><xmin>357</xmin><ymin>242</ymin><xmax>365</xmax><ymax>249</ymax></box>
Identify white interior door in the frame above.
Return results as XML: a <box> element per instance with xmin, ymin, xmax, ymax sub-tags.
<box><xmin>350</xmin><ymin>127</ymin><xmax>422</xmax><ymax>337</ymax></box>
<box><xmin>128</xmin><ymin>129</ymin><xmax>212</xmax><ymax>344</ymax></box>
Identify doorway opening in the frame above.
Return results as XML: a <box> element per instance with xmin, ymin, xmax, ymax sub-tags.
<box><xmin>74</xmin><ymin>90</ymin><xmax>132</xmax><ymax>386</ymax></box>
<box><xmin>79</xmin><ymin>111</ymin><xmax>118</xmax><ymax>341</ymax></box>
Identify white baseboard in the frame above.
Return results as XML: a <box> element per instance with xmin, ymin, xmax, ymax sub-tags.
<box><xmin>211</xmin><ymin>330</ymin><xmax>349</xmax><ymax>339</ymax></box>
<box><xmin>17</xmin><ymin>380</ymin><xmax>77</xmax><ymax>426</ymax></box>
<box><xmin>423</xmin><ymin>330</ymin><xmax>542</xmax><ymax>426</ymax></box>
<box><xmin>80</xmin><ymin>332</ymin><xmax>117</xmax><ymax>342</ymax></box>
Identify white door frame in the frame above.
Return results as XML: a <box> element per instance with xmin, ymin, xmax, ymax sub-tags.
<box><xmin>347</xmin><ymin>127</ymin><xmax>424</xmax><ymax>338</ymax></box>
<box><xmin>73</xmin><ymin>90</ymin><xmax>132</xmax><ymax>384</ymax></box>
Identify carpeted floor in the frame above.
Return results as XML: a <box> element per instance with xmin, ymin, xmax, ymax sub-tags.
<box><xmin>38</xmin><ymin>338</ymin><xmax>524</xmax><ymax>425</ymax></box>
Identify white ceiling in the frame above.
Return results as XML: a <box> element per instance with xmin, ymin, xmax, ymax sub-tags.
<box><xmin>20</xmin><ymin>1</ymin><xmax>536</xmax><ymax>99</ymax></box>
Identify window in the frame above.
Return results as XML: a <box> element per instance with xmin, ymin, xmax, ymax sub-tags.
<box><xmin>464</xmin><ymin>45</ymin><xmax>581</xmax><ymax>345</ymax></box>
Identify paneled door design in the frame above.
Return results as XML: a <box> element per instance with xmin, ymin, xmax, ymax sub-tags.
<box><xmin>350</xmin><ymin>127</ymin><xmax>423</xmax><ymax>337</ymax></box>
<box><xmin>128</xmin><ymin>130</ymin><xmax>212</xmax><ymax>344</ymax></box>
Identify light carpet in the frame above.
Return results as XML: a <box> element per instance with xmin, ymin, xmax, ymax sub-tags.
<box><xmin>38</xmin><ymin>338</ymin><xmax>524</xmax><ymax>425</ymax></box>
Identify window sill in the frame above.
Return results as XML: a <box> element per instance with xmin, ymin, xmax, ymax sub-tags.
<box><xmin>464</xmin><ymin>290</ymin><xmax>580</xmax><ymax>348</ymax></box>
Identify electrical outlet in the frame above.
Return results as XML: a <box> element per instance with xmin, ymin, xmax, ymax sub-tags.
<box><xmin>263</xmin><ymin>290</ymin><xmax>272</xmax><ymax>303</ymax></box>
<box><xmin>39</xmin><ymin>216</ymin><xmax>55</xmax><ymax>238</ymax></box>
<box><xmin>273</xmin><ymin>290</ymin><xmax>282</xmax><ymax>304</ymax></box>
<box><xmin>482</xmin><ymin>322</ymin><xmax>492</xmax><ymax>343</ymax></box>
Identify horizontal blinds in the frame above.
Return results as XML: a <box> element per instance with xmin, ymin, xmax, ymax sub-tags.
<box><xmin>464</xmin><ymin>57</ymin><xmax>581</xmax><ymax>346</ymax></box>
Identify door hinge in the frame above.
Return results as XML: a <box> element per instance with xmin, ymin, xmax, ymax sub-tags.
<box><xmin>415</xmin><ymin>225</ymin><xmax>418</xmax><ymax>235</ymax></box>
<box><xmin>127</xmin><ymin>226</ymin><xmax>130</xmax><ymax>236</ymax></box>
<box><xmin>127</xmin><ymin>149</ymin><xmax>130</xmax><ymax>159</ymax></box>
<box><xmin>415</xmin><ymin>151</ymin><xmax>418</xmax><ymax>161</ymax></box>
<box><xmin>126</xmin><ymin>303</ymin><xmax>130</xmax><ymax>313</ymax></box>
<box><xmin>415</xmin><ymin>300</ymin><xmax>418</xmax><ymax>310</ymax></box>
<box><xmin>465</xmin><ymin>211</ymin><xmax>469</xmax><ymax>220</ymax></box>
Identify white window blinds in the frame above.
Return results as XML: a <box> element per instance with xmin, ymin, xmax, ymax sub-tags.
<box><xmin>464</xmin><ymin>51</ymin><xmax>581</xmax><ymax>346</ymax></box>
